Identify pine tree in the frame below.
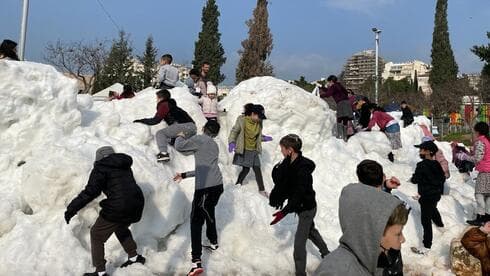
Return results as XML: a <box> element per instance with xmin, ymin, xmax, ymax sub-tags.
<box><xmin>193</xmin><ymin>0</ymin><xmax>226</xmax><ymax>84</ymax></box>
<box><xmin>139</xmin><ymin>35</ymin><xmax>158</xmax><ymax>88</ymax></box>
<box><xmin>471</xmin><ymin>32</ymin><xmax>490</xmax><ymax>76</ymax></box>
<box><xmin>96</xmin><ymin>31</ymin><xmax>136</xmax><ymax>90</ymax></box>
<box><xmin>235</xmin><ymin>0</ymin><xmax>274</xmax><ymax>84</ymax></box>
<box><xmin>429</xmin><ymin>0</ymin><xmax>458</xmax><ymax>89</ymax></box>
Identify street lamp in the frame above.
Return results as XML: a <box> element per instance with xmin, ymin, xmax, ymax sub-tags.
<box><xmin>19</xmin><ymin>0</ymin><xmax>30</xmax><ymax>60</ymax></box>
<box><xmin>372</xmin><ymin>27</ymin><xmax>382</xmax><ymax>104</ymax></box>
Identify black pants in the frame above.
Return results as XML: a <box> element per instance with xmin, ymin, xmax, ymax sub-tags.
<box><xmin>191</xmin><ymin>185</ymin><xmax>224</xmax><ymax>260</ymax></box>
<box><xmin>236</xmin><ymin>166</ymin><xmax>265</xmax><ymax>191</ymax></box>
<box><xmin>90</xmin><ymin>216</ymin><xmax>137</xmax><ymax>272</ymax></box>
<box><xmin>419</xmin><ymin>195</ymin><xmax>443</xmax><ymax>249</ymax></box>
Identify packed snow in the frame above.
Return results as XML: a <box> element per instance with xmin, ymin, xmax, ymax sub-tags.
<box><xmin>0</xmin><ymin>60</ymin><xmax>479</xmax><ymax>275</ymax></box>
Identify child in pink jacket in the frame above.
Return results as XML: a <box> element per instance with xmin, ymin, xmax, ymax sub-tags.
<box><xmin>365</xmin><ymin>104</ymin><xmax>402</xmax><ymax>162</ymax></box>
<box><xmin>198</xmin><ymin>84</ymin><xmax>225</xmax><ymax>121</ymax></box>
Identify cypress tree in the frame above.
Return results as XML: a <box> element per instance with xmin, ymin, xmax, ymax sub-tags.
<box><xmin>235</xmin><ymin>0</ymin><xmax>274</xmax><ymax>84</ymax></box>
<box><xmin>139</xmin><ymin>35</ymin><xmax>158</xmax><ymax>88</ymax></box>
<box><xmin>192</xmin><ymin>0</ymin><xmax>226</xmax><ymax>84</ymax></box>
<box><xmin>413</xmin><ymin>70</ymin><xmax>419</xmax><ymax>92</ymax></box>
<box><xmin>429</xmin><ymin>0</ymin><xmax>459</xmax><ymax>89</ymax></box>
<box><xmin>97</xmin><ymin>31</ymin><xmax>136</xmax><ymax>89</ymax></box>
<box><xmin>471</xmin><ymin>32</ymin><xmax>490</xmax><ymax>99</ymax></box>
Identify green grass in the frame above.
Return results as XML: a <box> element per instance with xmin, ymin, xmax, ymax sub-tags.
<box><xmin>440</xmin><ymin>132</ymin><xmax>473</xmax><ymax>146</ymax></box>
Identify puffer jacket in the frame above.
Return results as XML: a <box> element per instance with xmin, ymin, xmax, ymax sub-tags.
<box><xmin>461</xmin><ymin>227</ymin><xmax>490</xmax><ymax>276</ymax></box>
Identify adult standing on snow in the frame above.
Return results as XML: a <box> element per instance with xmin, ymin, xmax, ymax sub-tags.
<box><xmin>314</xmin><ymin>184</ymin><xmax>409</xmax><ymax>276</ymax></box>
<box><xmin>228</xmin><ymin>104</ymin><xmax>272</xmax><ymax>197</ymax></box>
<box><xmin>64</xmin><ymin>147</ymin><xmax>146</xmax><ymax>276</ymax></box>
<box><xmin>173</xmin><ymin>120</ymin><xmax>224</xmax><ymax>276</ymax></box>
<box><xmin>269</xmin><ymin>134</ymin><xmax>330</xmax><ymax>276</ymax></box>
<box><xmin>319</xmin><ymin>75</ymin><xmax>353</xmax><ymax>141</ymax></box>
<box><xmin>466</xmin><ymin>122</ymin><xmax>490</xmax><ymax>226</ymax></box>
<box><xmin>133</xmin><ymin>89</ymin><xmax>197</xmax><ymax>163</ymax></box>
<box><xmin>365</xmin><ymin>104</ymin><xmax>402</xmax><ymax>162</ymax></box>
<box><xmin>0</xmin><ymin>39</ymin><xmax>20</xmax><ymax>61</ymax></box>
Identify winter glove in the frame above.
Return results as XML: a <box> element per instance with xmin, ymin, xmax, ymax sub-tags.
<box><xmin>270</xmin><ymin>211</ymin><xmax>286</xmax><ymax>225</ymax></box>
<box><xmin>228</xmin><ymin>142</ymin><xmax>236</xmax><ymax>153</ymax></box>
<box><xmin>64</xmin><ymin>210</ymin><xmax>75</xmax><ymax>224</ymax></box>
<box><xmin>456</xmin><ymin>152</ymin><xmax>469</xmax><ymax>161</ymax></box>
<box><xmin>262</xmin><ymin>135</ymin><xmax>273</xmax><ymax>142</ymax></box>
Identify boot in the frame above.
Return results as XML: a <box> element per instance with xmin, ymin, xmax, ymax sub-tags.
<box><xmin>336</xmin><ymin>123</ymin><xmax>343</xmax><ymax>139</ymax></box>
<box><xmin>388</xmin><ymin>152</ymin><xmax>394</xmax><ymax>163</ymax></box>
<box><xmin>467</xmin><ymin>214</ymin><xmax>485</xmax><ymax>226</ymax></box>
<box><xmin>342</xmin><ymin>124</ymin><xmax>348</xmax><ymax>142</ymax></box>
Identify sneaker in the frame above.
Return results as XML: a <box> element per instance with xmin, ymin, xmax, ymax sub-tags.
<box><xmin>156</xmin><ymin>152</ymin><xmax>170</xmax><ymax>162</ymax></box>
<box><xmin>259</xmin><ymin>190</ymin><xmax>269</xmax><ymax>198</ymax></box>
<box><xmin>411</xmin><ymin>246</ymin><xmax>429</xmax><ymax>255</ymax></box>
<box><xmin>120</xmin><ymin>254</ymin><xmax>146</xmax><ymax>268</ymax></box>
<box><xmin>203</xmin><ymin>241</ymin><xmax>219</xmax><ymax>251</ymax></box>
<box><xmin>188</xmin><ymin>260</ymin><xmax>204</xmax><ymax>276</ymax></box>
<box><xmin>83</xmin><ymin>272</ymin><xmax>108</xmax><ymax>276</ymax></box>
<box><xmin>388</xmin><ymin>152</ymin><xmax>394</xmax><ymax>163</ymax></box>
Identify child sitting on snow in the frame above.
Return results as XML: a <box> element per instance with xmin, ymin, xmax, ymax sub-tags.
<box><xmin>198</xmin><ymin>83</ymin><xmax>225</xmax><ymax>121</ymax></box>
<box><xmin>452</xmin><ymin>141</ymin><xmax>475</xmax><ymax>173</ymax></box>
<box><xmin>133</xmin><ymin>89</ymin><xmax>197</xmax><ymax>163</ymax></box>
<box><xmin>64</xmin><ymin>147</ymin><xmax>146</xmax><ymax>276</ymax></box>
<box><xmin>155</xmin><ymin>54</ymin><xmax>179</xmax><ymax>89</ymax></box>
<box><xmin>410</xmin><ymin>141</ymin><xmax>446</xmax><ymax>255</ymax></box>
<box><xmin>173</xmin><ymin>120</ymin><xmax>224</xmax><ymax>276</ymax></box>
<box><xmin>185</xmin><ymin>69</ymin><xmax>202</xmax><ymax>97</ymax></box>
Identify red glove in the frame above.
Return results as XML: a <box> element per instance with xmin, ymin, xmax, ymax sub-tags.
<box><xmin>270</xmin><ymin>211</ymin><xmax>286</xmax><ymax>225</ymax></box>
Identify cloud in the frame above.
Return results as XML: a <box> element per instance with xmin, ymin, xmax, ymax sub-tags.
<box><xmin>323</xmin><ymin>0</ymin><xmax>396</xmax><ymax>14</ymax></box>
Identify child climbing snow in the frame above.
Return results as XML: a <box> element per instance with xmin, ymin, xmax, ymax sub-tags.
<box><xmin>269</xmin><ymin>134</ymin><xmax>330</xmax><ymax>276</ymax></box>
<box><xmin>365</xmin><ymin>104</ymin><xmax>402</xmax><ymax>162</ymax></box>
<box><xmin>64</xmin><ymin>147</ymin><xmax>146</xmax><ymax>276</ymax></box>
<box><xmin>133</xmin><ymin>89</ymin><xmax>196</xmax><ymax>162</ymax></box>
<box><xmin>173</xmin><ymin>120</ymin><xmax>224</xmax><ymax>276</ymax></box>
<box><xmin>228</xmin><ymin>104</ymin><xmax>272</xmax><ymax>197</ymax></box>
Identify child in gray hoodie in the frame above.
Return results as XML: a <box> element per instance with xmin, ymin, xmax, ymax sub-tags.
<box><xmin>173</xmin><ymin>120</ymin><xmax>224</xmax><ymax>276</ymax></box>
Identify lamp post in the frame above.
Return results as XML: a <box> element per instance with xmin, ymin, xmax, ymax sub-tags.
<box><xmin>372</xmin><ymin>28</ymin><xmax>382</xmax><ymax>104</ymax></box>
<box><xmin>19</xmin><ymin>0</ymin><xmax>30</xmax><ymax>60</ymax></box>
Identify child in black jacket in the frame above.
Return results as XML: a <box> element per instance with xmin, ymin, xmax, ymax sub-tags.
<box><xmin>64</xmin><ymin>147</ymin><xmax>145</xmax><ymax>276</ymax></box>
<box><xmin>410</xmin><ymin>141</ymin><xmax>446</xmax><ymax>255</ymax></box>
<box><xmin>269</xmin><ymin>134</ymin><xmax>330</xmax><ymax>276</ymax></box>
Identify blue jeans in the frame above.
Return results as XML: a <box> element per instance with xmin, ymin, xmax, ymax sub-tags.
<box><xmin>385</xmin><ymin>123</ymin><xmax>400</xmax><ymax>133</ymax></box>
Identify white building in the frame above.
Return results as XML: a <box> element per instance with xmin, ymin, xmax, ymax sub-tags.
<box><xmin>382</xmin><ymin>60</ymin><xmax>431</xmax><ymax>94</ymax></box>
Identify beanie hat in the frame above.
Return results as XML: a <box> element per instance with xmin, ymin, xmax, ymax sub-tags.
<box><xmin>207</xmin><ymin>84</ymin><xmax>217</xmax><ymax>94</ymax></box>
<box><xmin>95</xmin><ymin>146</ymin><xmax>115</xmax><ymax>161</ymax></box>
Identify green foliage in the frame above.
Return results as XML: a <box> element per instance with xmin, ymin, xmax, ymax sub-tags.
<box><xmin>293</xmin><ymin>76</ymin><xmax>316</xmax><ymax>92</ymax></box>
<box><xmin>138</xmin><ymin>35</ymin><xmax>158</xmax><ymax>89</ymax></box>
<box><xmin>471</xmin><ymin>32</ymin><xmax>490</xmax><ymax>77</ymax></box>
<box><xmin>193</xmin><ymin>0</ymin><xmax>226</xmax><ymax>84</ymax></box>
<box><xmin>235</xmin><ymin>0</ymin><xmax>274</xmax><ymax>84</ymax></box>
<box><xmin>95</xmin><ymin>31</ymin><xmax>137</xmax><ymax>91</ymax></box>
<box><xmin>429</xmin><ymin>0</ymin><xmax>459</xmax><ymax>89</ymax></box>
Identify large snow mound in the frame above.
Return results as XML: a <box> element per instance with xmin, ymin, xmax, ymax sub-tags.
<box><xmin>0</xmin><ymin>61</ymin><xmax>477</xmax><ymax>275</ymax></box>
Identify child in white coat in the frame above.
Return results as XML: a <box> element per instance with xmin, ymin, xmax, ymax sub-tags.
<box><xmin>198</xmin><ymin>83</ymin><xmax>224</xmax><ymax>121</ymax></box>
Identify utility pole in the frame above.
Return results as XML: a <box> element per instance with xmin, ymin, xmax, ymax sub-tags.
<box><xmin>372</xmin><ymin>28</ymin><xmax>382</xmax><ymax>104</ymax></box>
<box><xmin>19</xmin><ymin>0</ymin><xmax>30</xmax><ymax>60</ymax></box>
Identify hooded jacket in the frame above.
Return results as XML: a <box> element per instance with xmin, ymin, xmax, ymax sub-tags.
<box><xmin>228</xmin><ymin>115</ymin><xmax>263</xmax><ymax>154</ymax></box>
<box><xmin>319</xmin><ymin>83</ymin><xmax>349</xmax><ymax>103</ymax></box>
<box><xmin>411</xmin><ymin>159</ymin><xmax>445</xmax><ymax>198</ymax></box>
<box><xmin>314</xmin><ymin>183</ymin><xmax>403</xmax><ymax>276</ymax></box>
<box><xmin>269</xmin><ymin>153</ymin><xmax>317</xmax><ymax>214</ymax></box>
<box><xmin>66</xmin><ymin>153</ymin><xmax>145</xmax><ymax>224</ymax></box>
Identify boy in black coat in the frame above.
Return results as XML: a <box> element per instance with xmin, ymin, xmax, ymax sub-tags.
<box><xmin>269</xmin><ymin>134</ymin><xmax>330</xmax><ymax>276</ymax></box>
<box><xmin>64</xmin><ymin>147</ymin><xmax>145</xmax><ymax>276</ymax></box>
<box><xmin>410</xmin><ymin>141</ymin><xmax>446</xmax><ymax>255</ymax></box>
<box><xmin>400</xmin><ymin>101</ymin><xmax>414</xmax><ymax>128</ymax></box>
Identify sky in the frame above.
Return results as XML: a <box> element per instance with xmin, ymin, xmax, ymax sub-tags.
<box><xmin>1</xmin><ymin>0</ymin><xmax>489</xmax><ymax>85</ymax></box>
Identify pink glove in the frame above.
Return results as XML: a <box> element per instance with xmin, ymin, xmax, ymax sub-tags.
<box><xmin>456</xmin><ymin>152</ymin><xmax>468</xmax><ymax>161</ymax></box>
<box><xmin>262</xmin><ymin>135</ymin><xmax>273</xmax><ymax>142</ymax></box>
<box><xmin>228</xmin><ymin>142</ymin><xmax>236</xmax><ymax>153</ymax></box>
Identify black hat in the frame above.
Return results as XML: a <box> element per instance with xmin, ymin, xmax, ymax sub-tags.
<box><xmin>251</xmin><ymin>104</ymin><xmax>267</xmax><ymax>120</ymax></box>
<box><xmin>414</xmin><ymin>141</ymin><xmax>438</xmax><ymax>154</ymax></box>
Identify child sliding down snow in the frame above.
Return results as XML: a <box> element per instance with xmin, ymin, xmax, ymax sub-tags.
<box><xmin>228</xmin><ymin>104</ymin><xmax>273</xmax><ymax>197</ymax></box>
<box><xmin>133</xmin><ymin>89</ymin><xmax>196</xmax><ymax>163</ymax></box>
<box><xmin>173</xmin><ymin>120</ymin><xmax>224</xmax><ymax>276</ymax></box>
<box><xmin>269</xmin><ymin>134</ymin><xmax>330</xmax><ymax>276</ymax></box>
<box><xmin>64</xmin><ymin>147</ymin><xmax>145</xmax><ymax>276</ymax></box>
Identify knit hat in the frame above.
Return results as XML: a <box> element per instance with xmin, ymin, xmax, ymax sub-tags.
<box><xmin>95</xmin><ymin>146</ymin><xmax>115</xmax><ymax>161</ymax></box>
<box><xmin>207</xmin><ymin>84</ymin><xmax>217</xmax><ymax>94</ymax></box>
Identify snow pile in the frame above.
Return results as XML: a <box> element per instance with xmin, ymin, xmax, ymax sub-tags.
<box><xmin>0</xmin><ymin>61</ymin><xmax>477</xmax><ymax>275</ymax></box>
